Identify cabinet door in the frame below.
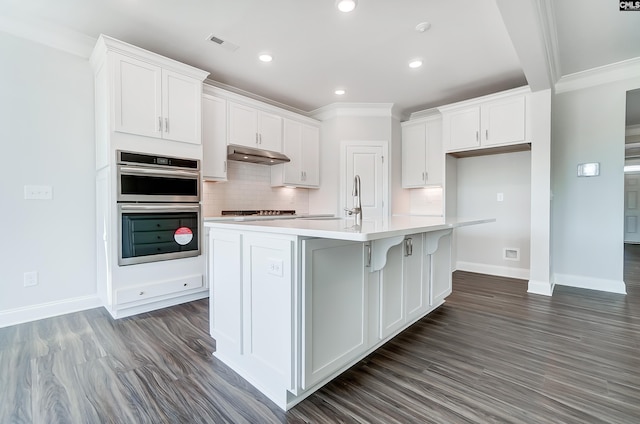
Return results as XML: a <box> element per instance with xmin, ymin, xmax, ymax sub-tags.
<box><xmin>242</xmin><ymin>235</ymin><xmax>294</xmax><ymax>391</ymax></box>
<box><xmin>425</xmin><ymin>118</ymin><xmax>443</xmax><ymax>186</ymax></box>
<box><xmin>228</xmin><ymin>102</ymin><xmax>258</xmax><ymax>147</ymax></box>
<box><xmin>300</xmin><ymin>124</ymin><xmax>320</xmax><ymax>187</ymax></box>
<box><xmin>481</xmin><ymin>95</ymin><xmax>526</xmax><ymax>147</ymax></box>
<box><xmin>444</xmin><ymin>106</ymin><xmax>480</xmax><ymax>151</ymax></box>
<box><xmin>112</xmin><ymin>53</ymin><xmax>162</xmax><ymax>138</ymax></box>
<box><xmin>379</xmin><ymin>243</ymin><xmax>404</xmax><ymax>338</ymax></box>
<box><xmin>302</xmin><ymin>239</ymin><xmax>367</xmax><ymax>390</ymax></box>
<box><xmin>202</xmin><ymin>95</ymin><xmax>227</xmax><ymax>180</ymax></box>
<box><xmin>162</xmin><ymin>70</ymin><xmax>202</xmax><ymax>144</ymax></box>
<box><xmin>258</xmin><ymin>111</ymin><xmax>283</xmax><ymax>152</ymax></box>
<box><xmin>404</xmin><ymin>234</ymin><xmax>428</xmax><ymax>321</ymax></box>
<box><xmin>428</xmin><ymin>230</ymin><xmax>453</xmax><ymax>306</ymax></box>
<box><xmin>282</xmin><ymin>119</ymin><xmax>303</xmax><ymax>184</ymax></box>
<box><xmin>402</xmin><ymin>122</ymin><xmax>427</xmax><ymax>188</ymax></box>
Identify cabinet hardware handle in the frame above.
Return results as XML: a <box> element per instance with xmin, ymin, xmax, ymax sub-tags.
<box><xmin>224</xmin><ymin>160</ymin><xmax>227</xmax><ymax>173</ymax></box>
<box><xmin>183</xmin><ymin>283</ymin><xmax>187</xmax><ymax>287</ymax></box>
<box><xmin>259</xmin><ymin>134</ymin><xmax>262</xmax><ymax>144</ymax></box>
<box><xmin>158</xmin><ymin>117</ymin><xmax>162</xmax><ymax>132</ymax></box>
<box><xmin>256</xmin><ymin>133</ymin><xmax>259</xmax><ymax>144</ymax></box>
<box><xmin>485</xmin><ymin>129</ymin><xmax>488</xmax><ymax>140</ymax></box>
<box><xmin>424</xmin><ymin>171</ymin><xmax>428</xmax><ymax>181</ymax></box>
<box><xmin>139</xmin><ymin>291</ymin><xmax>144</xmax><ymax>296</ymax></box>
<box><xmin>366</xmin><ymin>244</ymin><xmax>372</xmax><ymax>267</ymax></box>
<box><xmin>405</xmin><ymin>238</ymin><xmax>413</xmax><ymax>256</ymax></box>
<box><xmin>165</xmin><ymin>118</ymin><xmax>169</xmax><ymax>133</ymax></box>
<box><xmin>476</xmin><ymin>131</ymin><xmax>479</xmax><ymax>142</ymax></box>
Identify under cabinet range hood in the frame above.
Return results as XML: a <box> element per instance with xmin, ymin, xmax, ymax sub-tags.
<box><xmin>227</xmin><ymin>144</ymin><xmax>290</xmax><ymax>165</ymax></box>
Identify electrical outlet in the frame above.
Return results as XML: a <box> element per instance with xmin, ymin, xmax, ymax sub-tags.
<box><xmin>267</xmin><ymin>259</ymin><xmax>283</xmax><ymax>277</ymax></box>
<box><xmin>24</xmin><ymin>271</ymin><xmax>38</xmax><ymax>287</ymax></box>
<box><xmin>24</xmin><ymin>185</ymin><xmax>53</xmax><ymax>200</ymax></box>
<box><xmin>497</xmin><ymin>192</ymin><xmax>504</xmax><ymax>202</ymax></box>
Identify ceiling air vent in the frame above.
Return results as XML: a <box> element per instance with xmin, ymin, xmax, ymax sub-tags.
<box><xmin>207</xmin><ymin>34</ymin><xmax>239</xmax><ymax>52</ymax></box>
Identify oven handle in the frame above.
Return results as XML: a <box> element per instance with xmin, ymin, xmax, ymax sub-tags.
<box><xmin>119</xmin><ymin>204</ymin><xmax>200</xmax><ymax>212</ymax></box>
<box><xmin>118</xmin><ymin>166</ymin><xmax>200</xmax><ymax>179</ymax></box>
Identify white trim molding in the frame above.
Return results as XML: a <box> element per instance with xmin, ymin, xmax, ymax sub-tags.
<box><xmin>456</xmin><ymin>261</ymin><xmax>530</xmax><ymax>281</ymax></box>
<box><xmin>0</xmin><ymin>295</ymin><xmax>102</xmax><ymax>329</ymax></box>
<box><xmin>528</xmin><ymin>279</ymin><xmax>554</xmax><ymax>296</ymax></box>
<box><xmin>555</xmin><ymin>57</ymin><xmax>640</xmax><ymax>94</ymax></box>
<box><xmin>0</xmin><ymin>13</ymin><xmax>96</xmax><ymax>58</ymax></box>
<box><xmin>311</xmin><ymin>103</ymin><xmax>399</xmax><ymax>121</ymax></box>
<box><xmin>554</xmin><ymin>273</ymin><xmax>627</xmax><ymax>295</ymax></box>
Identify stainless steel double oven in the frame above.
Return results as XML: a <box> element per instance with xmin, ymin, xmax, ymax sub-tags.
<box><xmin>116</xmin><ymin>150</ymin><xmax>201</xmax><ymax>265</ymax></box>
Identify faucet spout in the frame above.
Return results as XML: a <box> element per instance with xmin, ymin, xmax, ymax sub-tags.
<box><xmin>344</xmin><ymin>175</ymin><xmax>363</xmax><ymax>223</ymax></box>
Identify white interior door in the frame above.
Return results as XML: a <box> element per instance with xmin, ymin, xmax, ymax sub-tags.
<box><xmin>625</xmin><ymin>173</ymin><xmax>640</xmax><ymax>243</ymax></box>
<box><xmin>342</xmin><ymin>142</ymin><xmax>388</xmax><ymax>218</ymax></box>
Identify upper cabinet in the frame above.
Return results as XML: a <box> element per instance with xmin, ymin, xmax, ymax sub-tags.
<box><xmin>228</xmin><ymin>102</ymin><xmax>283</xmax><ymax>152</ymax></box>
<box><xmin>439</xmin><ymin>87</ymin><xmax>530</xmax><ymax>154</ymax></box>
<box><xmin>91</xmin><ymin>35</ymin><xmax>209</xmax><ymax>147</ymax></box>
<box><xmin>271</xmin><ymin>119</ymin><xmax>320</xmax><ymax>188</ymax></box>
<box><xmin>202</xmin><ymin>94</ymin><xmax>227</xmax><ymax>181</ymax></box>
<box><xmin>401</xmin><ymin>114</ymin><xmax>443</xmax><ymax>188</ymax></box>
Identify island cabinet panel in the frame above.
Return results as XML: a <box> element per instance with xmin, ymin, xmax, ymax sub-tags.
<box><xmin>241</xmin><ymin>235</ymin><xmax>294</xmax><ymax>392</ymax></box>
<box><xmin>301</xmin><ymin>238</ymin><xmax>367</xmax><ymax>390</ymax></box>
<box><xmin>427</xmin><ymin>230</ymin><xmax>453</xmax><ymax>305</ymax></box>
<box><xmin>379</xmin><ymin>234</ymin><xmax>429</xmax><ymax>339</ymax></box>
<box><xmin>209</xmin><ymin>230</ymin><xmax>242</xmax><ymax>355</ymax></box>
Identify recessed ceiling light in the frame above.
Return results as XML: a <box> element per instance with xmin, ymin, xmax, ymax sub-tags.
<box><xmin>415</xmin><ymin>22</ymin><xmax>431</xmax><ymax>33</ymax></box>
<box><xmin>409</xmin><ymin>59</ymin><xmax>423</xmax><ymax>69</ymax></box>
<box><xmin>259</xmin><ymin>53</ymin><xmax>273</xmax><ymax>62</ymax></box>
<box><xmin>336</xmin><ymin>0</ymin><xmax>357</xmax><ymax>13</ymax></box>
<box><xmin>335</xmin><ymin>89</ymin><xmax>346</xmax><ymax>95</ymax></box>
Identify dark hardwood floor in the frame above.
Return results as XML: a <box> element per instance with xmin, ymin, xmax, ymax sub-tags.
<box><xmin>2</xmin><ymin>247</ymin><xmax>640</xmax><ymax>423</ymax></box>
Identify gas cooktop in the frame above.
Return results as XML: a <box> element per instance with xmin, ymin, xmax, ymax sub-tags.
<box><xmin>221</xmin><ymin>210</ymin><xmax>296</xmax><ymax>216</ymax></box>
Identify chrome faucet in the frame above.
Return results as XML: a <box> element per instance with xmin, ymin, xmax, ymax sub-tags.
<box><xmin>344</xmin><ymin>174</ymin><xmax>362</xmax><ymax>223</ymax></box>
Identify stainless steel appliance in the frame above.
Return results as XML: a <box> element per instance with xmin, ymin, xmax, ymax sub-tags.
<box><xmin>117</xmin><ymin>150</ymin><xmax>201</xmax><ymax>265</ymax></box>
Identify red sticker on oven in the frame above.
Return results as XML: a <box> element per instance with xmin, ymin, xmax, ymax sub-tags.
<box><xmin>174</xmin><ymin>227</ymin><xmax>193</xmax><ymax>245</ymax></box>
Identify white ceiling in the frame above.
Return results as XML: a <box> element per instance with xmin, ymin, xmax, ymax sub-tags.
<box><xmin>1</xmin><ymin>0</ymin><xmax>639</xmax><ymax>117</ymax></box>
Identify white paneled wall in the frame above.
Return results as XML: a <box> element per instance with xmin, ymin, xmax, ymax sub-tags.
<box><xmin>202</xmin><ymin>161</ymin><xmax>310</xmax><ymax>215</ymax></box>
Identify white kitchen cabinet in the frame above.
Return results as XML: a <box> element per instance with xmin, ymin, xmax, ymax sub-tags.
<box><xmin>427</xmin><ymin>230</ymin><xmax>453</xmax><ymax>305</ymax></box>
<box><xmin>228</xmin><ymin>101</ymin><xmax>283</xmax><ymax>152</ymax></box>
<box><xmin>202</xmin><ymin>94</ymin><xmax>227</xmax><ymax>180</ymax></box>
<box><xmin>401</xmin><ymin>115</ymin><xmax>443</xmax><ymax>188</ymax></box>
<box><xmin>271</xmin><ymin>119</ymin><xmax>320</xmax><ymax>187</ymax></box>
<box><xmin>301</xmin><ymin>238</ymin><xmax>367</xmax><ymax>390</ymax></box>
<box><xmin>440</xmin><ymin>87</ymin><xmax>529</xmax><ymax>153</ymax></box>
<box><xmin>379</xmin><ymin>234</ymin><xmax>429</xmax><ymax>339</ymax></box>
<box><xmin>111</xmin><ymin>52</ymin><xmax>206</xmax><ymax>144</ymax></box>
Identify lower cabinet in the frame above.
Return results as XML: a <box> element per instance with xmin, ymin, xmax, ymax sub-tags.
<box><xmin>379</xmin><ymin>234</ymin><xmax>430</xmax><ymax>339</ymax></box>
<box><xmin>301</xmin><ymin>238</ymin><xmax>367</xmax><ymax>389</ymax></box>
<box><xmin>208</xmin><ymin>227</ymin><xmax>453</xmax><ymax>410</ymax></box>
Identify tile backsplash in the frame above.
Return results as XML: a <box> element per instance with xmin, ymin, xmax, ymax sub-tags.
<box><xmin>202</xmin><ymin>161</ymin><xmax>309</xmax><ymax>216</ymax></box>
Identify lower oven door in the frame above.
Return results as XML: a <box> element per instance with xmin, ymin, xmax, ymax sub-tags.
<box><xmin>118</xmin><ymin>203</ymin><xmax>201</xmax><ymax>266</ymax></box>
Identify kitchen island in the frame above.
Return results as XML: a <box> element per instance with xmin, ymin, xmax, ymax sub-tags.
<box><xmin>205</xmin><ymin>216</ymin><xmax>493</xmax><ymax>410</ymax></box>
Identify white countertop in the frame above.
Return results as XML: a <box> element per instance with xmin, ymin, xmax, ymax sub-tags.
<box><xmin>204</xmin><ymin>216</ymin><xmax>495</xmax><ymax>242</ymax></box>
<box><xmin>204</xmin><ymin>214</ymin><xmax>333</xmax><ymax>222</ymax></box>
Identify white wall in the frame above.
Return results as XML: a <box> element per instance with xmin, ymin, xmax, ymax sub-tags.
<box><xmin>309</xmin><ymin>111</ymin><xmax>406</xmax><ymax>216</ymax></box>
<box><xmin>455</xmin><ymin>151</ymin><xmax>532</xmax><ymax>279</ymax></box>
<box><xmin>0</xmin><ymin>32</ymin><xmax>98</xmax><ymax>326</ymax></box>
<box><xmin>551</xmin><ymin>76</ymin><xmax>640</xmax><ymax>293</ymax></box>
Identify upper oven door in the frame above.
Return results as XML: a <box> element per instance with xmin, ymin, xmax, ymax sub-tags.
<box><xmin>117</xmin><ymin>164</ymin><xmax>200</xmax><ymax>203</ymax></box>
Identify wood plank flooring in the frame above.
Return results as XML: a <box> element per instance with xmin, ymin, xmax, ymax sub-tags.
<box><xmin>2</xmin><ymin>247</ymin><xmax>640</xmax><ymax>423</ymax></box>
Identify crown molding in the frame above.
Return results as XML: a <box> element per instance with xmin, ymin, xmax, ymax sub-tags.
<box><xmin>310</xmin><ymin>103</ymin><xmax>400</xmax><ymax>121</ymax></box>
<box><xmin>555</xmin><ymin>57</ymin><xmax>640</xmax><ymax>94</ymax></box>
<box><xmin>0</xmin><ymin>13</ymin><xmax>95</xmax><ymax>58</ymax></box>
<box><xmin>536</xmin><ymin>0</ymin><xmax>561</xmax><ymax>86</ymax></box>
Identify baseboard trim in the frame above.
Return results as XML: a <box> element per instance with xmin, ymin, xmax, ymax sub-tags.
<box><xmin>456</xmin><ymin>261</ymin><xmax>530</xmax><ymax>280</ymax></box>
<box><xmin>527</xmin><ymin>279</ymin><xmax>555</xmax><ymax>296</ymax></box>
<box><xmin>0</xmin><ymin>295</ymin><xmax>102</xmax><ymax>328</ymax></box>
<box><xmin>554</xmin><ymin>273</ymin><xmax>627</xmax><ymax>295</ymax></box>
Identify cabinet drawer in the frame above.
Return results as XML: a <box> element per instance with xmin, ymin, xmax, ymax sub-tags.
<box><xmin>116</xmin><ymin>274</ymin><xmax>203</xmax><ymax>305</ymax></box>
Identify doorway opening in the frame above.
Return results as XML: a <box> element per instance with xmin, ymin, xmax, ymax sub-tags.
<box><xmin>623</xmin><ymin>88</ymin><xmax>640</xmax><ymax>290</ymax></box>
